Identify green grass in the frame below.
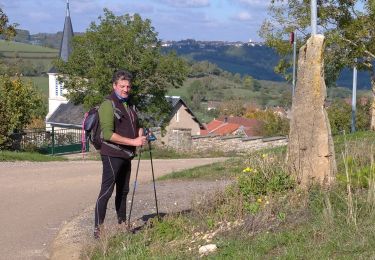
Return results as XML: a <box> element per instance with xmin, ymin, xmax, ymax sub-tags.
<box><xmin>0</xmin><ymin>151</ymin><xmax>67</xmax><ymax>161</ymax></box>
<box><xmin>158</xmin><ymin>158</ymin><xmax>242</xmax><ymax>181</ymax></box>
<box><xmin>0</xmin><ymin>40</ymin><xmax>58</xmax><ymax>53</ymax></box>
<box><xmin>23</xmin><ymin>76</ymin><xmax>49</xmax><ymax>97</ymax></box>
<box><xmin>87</xmin><ymin>131</ymin><xmax>375</xmax><ymax>259</ymax></box>
<box><xmin>0</xmin><ymin>40</ymin><xmax>58</xmax><ymax>73</ymax></box>
<box><xmin>167</xmin><ymin>75</ymin><xmax>289</xmax><ymax>102</ymax></box>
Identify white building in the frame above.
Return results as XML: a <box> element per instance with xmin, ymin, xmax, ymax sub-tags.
<box><xmin>46</xmin><ymin>0</ymin><xmax>74</xmax><ymax>126</ymax></box>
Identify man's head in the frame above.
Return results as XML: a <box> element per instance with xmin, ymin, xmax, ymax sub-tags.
<box><xmin>112</xmin><ymin>70</ymin><xmax>133</xmax><ymax>99</ymax></box>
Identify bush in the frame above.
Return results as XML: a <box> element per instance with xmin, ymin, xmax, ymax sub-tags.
<box><xmin>0</xmin><ymin>76</ymin><xmax>44</xmax><ymax>148</ymax></box>
<box><xmin>327</xmin><ymin>99</ymin><xmax>370</xmax><ymax>135</ymax></box>
<box><xmin>237</xmin><ymin>152</ymin><xmax>294</xmax><ymax>215</ymax></box>
<box><xmin>245</xmin><ymin>109</ymin><xmax>289</xmax><ymax>136</ymax></box>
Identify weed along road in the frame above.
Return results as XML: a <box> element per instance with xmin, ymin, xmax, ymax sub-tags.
<box><xmin>0</xmin><ymin>157</ymin><xmax>226</xmax><ymax>260</ymax></box>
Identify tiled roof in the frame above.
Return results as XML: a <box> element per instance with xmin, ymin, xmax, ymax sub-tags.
<box><xmin>217</xmin><ymin>116</ymin><xmax>259</xmax><ymax>127</ymax></box>
<box><xmin>212</xmin><ymin>122</ymin><xmax>240</xmax><ymax>135</ymax></box>
<box><xmin>201</xmin><ymin>116</ymin><xmax>262</xmax><ymax>136</ymax></box>
<box><xmin>205</xmin><ymin>119</ymin><xmax>224</xmax><ymax>132</ymax></box>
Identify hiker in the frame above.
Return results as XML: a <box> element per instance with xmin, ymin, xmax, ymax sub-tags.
<box><xmin>94</xmin><ymin>69</ymin><xmax>147</xmax><ymax>238</ymax></box>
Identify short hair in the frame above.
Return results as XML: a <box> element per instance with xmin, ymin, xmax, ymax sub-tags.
<box><xmin>112</xmin><ymin>70</ymin><xmax>133</xmax><ymax>84</ymax></box>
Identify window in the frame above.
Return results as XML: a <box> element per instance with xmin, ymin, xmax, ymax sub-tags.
<box><xmin>60</xmin><ymin>84</ymin><xmax>64</xmax><ymax>96</ymax></box>
<box><xmin>55</xmin><ymin>81</ymin><xmax>59</xmax><ymax>96</ymax></box>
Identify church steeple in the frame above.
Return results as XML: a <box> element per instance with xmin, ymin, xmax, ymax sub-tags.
<box><xmin>59</xmin><ymin>0</ymin><xmax>74</xmax><ymax>62</ymax></box>
<box><xmin>66</xmin><ymin>0</ymin><xmax>70</xmax><ymax>17</ymax></box>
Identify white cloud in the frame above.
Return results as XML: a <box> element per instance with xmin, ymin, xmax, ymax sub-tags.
<box><xmin>232</xmin><ymin>11</ymin><xmax>252</xmax><ymax>21</ymax></box>
<box><xmin>236</xmin><ymin>0</ymin><xmax>268</xmax><ymax>6</ymax></box>
<box><xmin>157</xmin><ymin>0</ymin><xmax>210</xmax><ymax>8</ymax></box>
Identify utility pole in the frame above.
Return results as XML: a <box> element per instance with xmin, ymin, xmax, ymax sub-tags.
<box><xmin>351</xmin><ymin>59</ymin><xmax>358</xmax><ymax>133</ymax></box>
<box><xmin>311</xmin><ymin>0</ymin><xmax>317</xmax><ymax>35</ymax></box>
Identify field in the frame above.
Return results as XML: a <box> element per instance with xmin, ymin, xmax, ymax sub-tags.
<box><xmin>0</xmin><ymin>40</ymin><xmax>58</xmax><ymax>73</ymax></box>
<box><xmin>167</xmin><ymin>76</ymin><xmax>290</xmax><ymax>102</ymax></box>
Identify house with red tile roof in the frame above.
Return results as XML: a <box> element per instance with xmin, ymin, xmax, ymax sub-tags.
<box><xmin>201</xmin><ymin>116</ymin><xmax>262</xmax><ymax>136</ymax></box>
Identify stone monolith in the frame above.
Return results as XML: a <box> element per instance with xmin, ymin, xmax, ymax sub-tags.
<box><xmin>287</xmin><ymin>35</ymin><xmax>336</xmax><ymax>188</ymax></box>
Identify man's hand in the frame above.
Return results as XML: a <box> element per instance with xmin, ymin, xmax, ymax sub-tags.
<box><xmin>133</xmin><ymin>136</ymin><xmax>147</xmax><ymax>147</ymax></box>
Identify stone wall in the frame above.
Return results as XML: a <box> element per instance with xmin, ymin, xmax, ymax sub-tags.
<box><xmin>167</xmin><ymin>128</ymin><xmax>192</xmax><ymax>151</ymax></box>
<box><xmin>152</xmin><ymin>126</ymin><xmax>288</xmax><ymax>153</ymax></box>
<box><xmin>191</xmin><ymin>135</ymin><xmax>288</xmax><ymax>153</ymax></box>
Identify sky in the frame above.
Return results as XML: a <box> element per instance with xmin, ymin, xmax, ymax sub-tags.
<box><xmin>0</xmin><ymin>0</ymin><xmax>269</xmax><ymax>42</ymax></box>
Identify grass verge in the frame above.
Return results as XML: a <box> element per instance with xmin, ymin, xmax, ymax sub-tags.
<box><xmin>158</xmin><ymin>158</ymin><xmax>242</xmax><ymax>181</ymax></box>
<box><xmin>0</xmin><ymin>151</ymin><xmax>67</xmax><ymax>161</ymax></box>
<box><xmin>85</xmin><ymin>131</ymin><xmax>375</xmax><ymax>259</ymax></box>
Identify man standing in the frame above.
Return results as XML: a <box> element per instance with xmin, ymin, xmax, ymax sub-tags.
<box><xmin>94</xmin><ymin>70</ymin><xmax>147</xmax><ymax>238</ymax></box>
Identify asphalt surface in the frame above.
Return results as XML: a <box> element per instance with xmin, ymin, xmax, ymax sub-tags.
<box><xmin>0</xmin><ymin>157</ymin><xmax>227</xmax><ymax>260</ymax></box>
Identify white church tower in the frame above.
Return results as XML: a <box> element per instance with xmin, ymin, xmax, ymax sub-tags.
<box><xmin>46</xmin><ymin>0</ymin><xmax>74</xmax><ymax>123</ymax></box>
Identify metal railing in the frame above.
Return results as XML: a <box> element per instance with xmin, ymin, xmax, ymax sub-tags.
<box><xmin>10</xmin><ymin>126</ymin><xmax>87</xmax><ymax>155</ymax></box>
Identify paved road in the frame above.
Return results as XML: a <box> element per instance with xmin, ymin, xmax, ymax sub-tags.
<box><xmin>0</xmin><ymin>157</ymin><xmax>226</xmax><ymax>260</ymax></box>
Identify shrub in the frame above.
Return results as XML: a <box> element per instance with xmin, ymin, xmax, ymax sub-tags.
<box><xmin>327</xmin><ymin>99</ymin><xmax>370</xmax><ymax>135</ymax></box>
<box><xmin>237</xmin><ymin>152</ymin><xmax>294</xmax><ymax>214</ymax></box>
<box><xmin>245</xmin><ymin>109</ymin><xmax>289</xmax><ymax>136</ymax></box>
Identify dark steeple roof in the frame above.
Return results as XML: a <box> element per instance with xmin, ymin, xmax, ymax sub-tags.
<box><xmin>48</xmin><ymin>0</ymin><xmax>74</xmax><ymax>73</ymax></box>
<box><xmin>59</xmin><ymin>0</ymin><xmax>74</xmax><ymax>62</ymax></box>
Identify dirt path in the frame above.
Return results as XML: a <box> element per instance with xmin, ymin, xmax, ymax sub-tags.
<box><xmin>0</xmin><ymin>157</ymin><xmax>227</xmax><ymax>260</ymax></box>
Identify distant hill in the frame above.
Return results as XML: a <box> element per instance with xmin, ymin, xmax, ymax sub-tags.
<box><xmin>5</xmin><ymin>30</ymin><xmax>372</xmax><ymax>89</ymax></box>
<box><xmin>163</xmin><ymin>39</ymin><xmax>283</xmax><ymax>82</ymax></box>
<box><xmin>163</xmin><ymin>39</ymin><xmax>372</xmax><ymax>90</ymax></box>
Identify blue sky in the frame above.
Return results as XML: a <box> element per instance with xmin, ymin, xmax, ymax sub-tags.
<box><xmin>0</xmin><ymin>0</ymin><xmax>269</xmax><ymax>42</ymax></box>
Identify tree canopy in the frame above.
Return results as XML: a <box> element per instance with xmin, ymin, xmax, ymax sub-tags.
<box><xmin>55</xmin><ymin>9</ymin><xmax>188</xmax><ymax>125</ymax></box>
<box><xmin>0</xmin><ymin>76</ymin><xmax>44</xmax><ymax>147</ymax></box>
<box><xmin>0</xmin><ymin>8</ymin><xmax>17</xmax><ymax>39</ymax></box>
<box><xmin>260</xmin><ymin>0</ymin><xmax>375</xmax><ymax>128</ymax></box>
<box><xmin>260</xmin><ymin>0</ymin><xmax>375</xmax><ymax>87</ymax></box>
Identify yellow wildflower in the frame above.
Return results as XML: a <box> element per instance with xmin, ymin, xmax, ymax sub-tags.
<box><xmin>257</xmin><ymin>198</ymin><xmax>262</xmax><ymax>203</ymax></box>
<box><xmin>242</xmin><ymin>167</ymin><xmax>252</xmax><ymax>173</ymax></box>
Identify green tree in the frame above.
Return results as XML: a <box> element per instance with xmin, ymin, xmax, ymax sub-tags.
<box><xmin>243</xmin><ymin>75</ymin><xmax>254</xmax><ymax>90</ymax></box>
<box><xmin>0</xmin><ymin>76</ymin><xmax>44</xmax><ymax>147</ymax></box>
<box><xmin>327</xmin><ymin>99</ymin><xmax>370</xmax><ymax>135</ymax></box>
<box><xmin>259</xmin><ymin>0</ymin><xmax>375</xmax><ymax>128</ymax></box>
<box><xmin>55</xmin><ymin>10</ymin><xmax>187</xmax><ymax>126</ymax></box>
<box><xmin>218</xmin><ymin>98</ymin><xmax>246</xmax><ymax>117</ymax></box>
<box><xmin>245</xmin><ymin>109</ymin><xmax>290</xmax><ymax>137</ymax></box>
<box><xmin>253</xmin><ymin>80</ymin><xmax>262</xmax><ymax>91</ymax></box>
<box><xmin>0</xmin><ymin>8</ymin><xmax>17</xmax><ymax>39</ymax></box>
<box><xmin>187</xmin><ymin>80</ymin><xmax>207</xmax><ymax>110</ymax></box>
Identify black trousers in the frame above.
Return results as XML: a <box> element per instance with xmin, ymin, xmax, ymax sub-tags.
<box><xmin>95</xmin><ymin>155</ymin><xmax>132</xmax><ymax>228</ymax></box>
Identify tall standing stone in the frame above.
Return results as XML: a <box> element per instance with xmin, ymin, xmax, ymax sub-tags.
<box><xmin>287</xmin><ymin>35</ymin><xmax>336</xmax><ymax>188</ymax></box>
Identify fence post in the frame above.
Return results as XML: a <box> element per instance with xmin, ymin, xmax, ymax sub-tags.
<box><xmin>52</xmin><ymin>126</ymin><xmax>55</xmax><ymax>155</ymax></box>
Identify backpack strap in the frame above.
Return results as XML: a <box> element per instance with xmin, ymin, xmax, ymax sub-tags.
<box><xmin>110</xmin><ymin>100</ymin><xmax>122</xmax><ymax>120</ymax></box>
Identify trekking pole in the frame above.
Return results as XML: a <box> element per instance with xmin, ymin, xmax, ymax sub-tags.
<box><xmin>128</xmin><ymin>146</ymin><xmax>142</xmax><ymax>229</ymax></box>
<box><xmin>148</xmin><ymin>140</ymin><xmax>159</xmax><ymax>218</ymax></box>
